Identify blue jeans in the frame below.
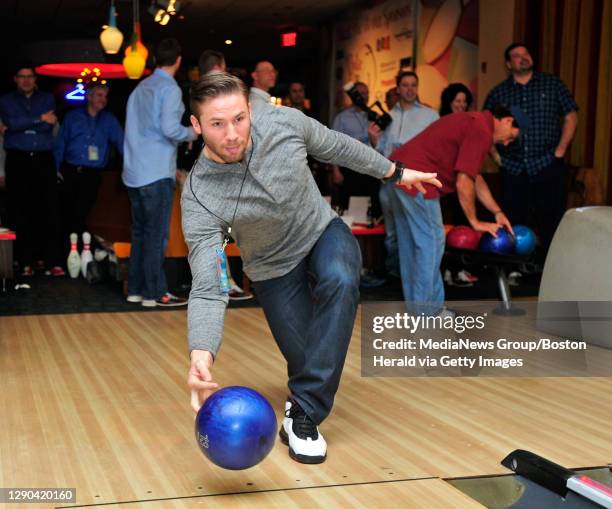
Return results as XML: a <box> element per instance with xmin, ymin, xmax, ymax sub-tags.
<box><xmin>379</xmin><ymin>181</ymin><xmax>400</xmax><ymax>275</ymax></box>
<box><xmin>390</xmin><ymin>189</ymin><xmax>445</xmax><ymax>315</ymax></box>
<box><xmin>252</xmin><ymin>218</ymin><xmax>362</xmax><ymax>425</ymax></box>
<box><xmin>127</xmin><ymin>178</ymin><xmax>174</xmax><ymax>300</ymax></box>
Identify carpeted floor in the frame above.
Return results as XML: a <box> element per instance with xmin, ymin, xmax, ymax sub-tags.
<box><xmin>0</xmin><ymin>273</ymin><xmax>188</xmax><ymax>316</ymax></box>
<box><xmin>0</xmin><ymin>263</ymin><xmax>541</xmax><ymax>317</ymax></box>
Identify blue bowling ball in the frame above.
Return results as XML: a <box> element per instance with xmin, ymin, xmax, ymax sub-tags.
<box><xmin>513</xmin><ymin>225</ymin><xmax>537</xmax><ymax>255</ymax></box>
<box><xmin>195</xmin><ymin>386</ymin><xmax>277</xmax><ymax>470</ymax></box>
<box><xmin>479</xmin><ymin>227</ymin><xmax>515</xmax><ymax>255</ymax></box>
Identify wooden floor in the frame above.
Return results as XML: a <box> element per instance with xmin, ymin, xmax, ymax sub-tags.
<box><xmin>1</xmin><ymin>307</ymin><xmax>611</xmax><ymax>508</ymax></box>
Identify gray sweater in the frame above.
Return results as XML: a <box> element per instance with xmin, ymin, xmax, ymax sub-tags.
<box><xmin>182</xmin><ymin>103</ymin><xmax>390</xmax><ymax>355</ymax></box>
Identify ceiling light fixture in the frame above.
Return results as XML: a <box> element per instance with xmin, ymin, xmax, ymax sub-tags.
<box><xmin>123</xmin><ymin>21</ymin><xmax>148</xmax><ymax>62</ymax></box>
<box><xmin>99</xmin><ymin>0</ymin><xmax>123</xmax><ymax>54</ymax></box>
<box><xmin>123</xmin><ymin>0</ymin><xmax>146</xmax><ymax>79</ymax></box>
<box><xmin>149</xmin><ymin>0</ymin><xmax>182</xmax><ymax>25</ymax></box>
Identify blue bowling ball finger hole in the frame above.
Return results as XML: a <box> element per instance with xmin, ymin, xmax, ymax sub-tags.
<box><xmin>195</xmin><ymin>386</ymin><xmax>277</xmax><ymax>470</ymax></box>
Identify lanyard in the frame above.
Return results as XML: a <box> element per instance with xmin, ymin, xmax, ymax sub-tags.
<box><xmin>188</xmin><ymin>137</ymin><xmax>255</xmax><ymax>251</ymax></box>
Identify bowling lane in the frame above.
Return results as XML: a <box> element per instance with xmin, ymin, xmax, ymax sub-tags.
<box><xmin>56</xmin><ymin>479</ymin><xmax>486</xmax><ymax>508</ymax></box>
<box><xmin>1</xmin><ymin>309</ymin><xmax>612</xmax><ymax>507</ymax></box>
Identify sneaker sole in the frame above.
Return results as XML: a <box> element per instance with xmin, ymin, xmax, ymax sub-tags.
<box><xmin>278</xmin><ymin>427</ymin><xmax>326</xmax><ymax>464</ymax></box>
<box><xmin>156</xmin><ymin>301</ymin><xmax>188</xmax><ymax>307</ymax></box>
<box><xmin>228</xmin><ymin>295</ymin><xmax>254</xmax><ymax>301</ymax></box>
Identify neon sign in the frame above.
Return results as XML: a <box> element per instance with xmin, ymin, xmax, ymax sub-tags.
<box><xmin>65</xmin><ymin>83</ymin><xmax>86</xmax><ymax>101</ymax></box>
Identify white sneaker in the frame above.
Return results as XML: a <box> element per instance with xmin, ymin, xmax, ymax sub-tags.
<box><xmin>508</xmin><ymin>271</ymin><xmax>522</xmax><ymax>287</ymax></box>
<box><xmin>141</xmin><ymin>299</ymin><xmax>157</xmax><ymax>308</ymax></box>
<box><xmin>228</xmin><ymin>284</ymin><xmax>253</xmax><ymax>301</ymax></box>
<box><xmin>437</xmin><ymin>307</ymin><xmax>456</xmax><ymax>320</ymax></box>
<box><xmin>282</xmin><ymin>398</ymin><xmax>292</xmax><ymax>434</ymax></box>
<box><xmin>444</xmin><ymin>269</ymin><xmax>453</xmax><ymax>286</ymax></box>
<box><xmin>229</xmin><ymin>283</ymin><xmax>244</xmax><ymax>295</ymax></box>
<box><xmin>457</xmin><ymin>270</ymin><xmax>478</xmax><ymax>283</ymax></box>
<box><xmin>279</xmin><ymin>398</ymin><xmax>327</xmax><ymax>464</ymax></box>
<box><xmin>126</xmin><ymin>295</ymin><xmax>143</xmax><ymax>303</ymax></box>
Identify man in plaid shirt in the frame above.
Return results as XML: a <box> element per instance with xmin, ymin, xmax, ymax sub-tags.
<box><xmin>484</xmin><ymin>43</ymin><xmax>578</xmax><ymax>258</ymax></box>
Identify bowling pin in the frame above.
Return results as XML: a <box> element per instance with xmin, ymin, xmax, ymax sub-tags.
<box><xmin>81</xmin><ymin>232</ymin><xmax>93</xmax><ymax>278</ymax></box>
<box><xmin>67</xmin><ymin>233</ymin><xmax>81</xmax><ymax>279</ymax></box>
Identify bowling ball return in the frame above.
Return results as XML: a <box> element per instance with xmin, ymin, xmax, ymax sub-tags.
<box><xmin>500</xmin><ymin>449</ymin><xmax>612</xmax><ymax>508</ymax></box>
<box><xmin>444</xmin><ymin>246</ymin><xmax>538</xmax><ymax>315</ymax></box>
<box><xmin>449</xmin><ymin>449</ymin><xmax>612</xmax><ymax>508</ymax></box>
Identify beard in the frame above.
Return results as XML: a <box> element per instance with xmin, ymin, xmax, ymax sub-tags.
<box><xmin>516</xmin><ymin>60</ymin><xmax>534</xmax><ymax>75</ymax></box>
<box><xmin>204</xmin><ymin>140</ymin><xmax>248</xmax><ymax>164</ymax></box>
<box><xmin>221</xmin><ymin>144</ymin><xmax>247</xmax><ymax>163</ymax></box>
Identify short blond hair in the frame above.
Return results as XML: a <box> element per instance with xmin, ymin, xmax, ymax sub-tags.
<box><xmin>190</xmin><ymin>71</ymin><xmax>249</xmax><ymax>115</ymax></box>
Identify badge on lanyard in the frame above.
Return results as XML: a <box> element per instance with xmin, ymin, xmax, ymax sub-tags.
<box><xmin>215</xmin><ymin>238</ymin><xmax>231</xmax><ymax>294</ymax></box>
<box><xmin>189</xmin><ymin>139</ymin><xmax>253</xmax><ymax>296</ymax></box>
<box><xmin>88</xmin><ymin>145</ymin><xmax>99</xmax><ymax>161</ymax></box>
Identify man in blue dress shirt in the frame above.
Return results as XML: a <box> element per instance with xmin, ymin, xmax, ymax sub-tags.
<box><xmin>54</xmin><ymin>83</ymin><xmax>124</xmax><ymax>244</ymax></box>
<box><xmin>330</xmin><ymin>82</ymin><xmax>373</xmax><ymax>212</ymax></box>
<box><xmin>0</xmin><ymin>63</ymin><xmax>64</xmax><ymax>276</ymax></box>
<box><xmin>123</xmin><ymin>38</ymin><xmax>196</xmax><ymax>308</ymax></box>
<box><xmin>369</xmin><ymin>71</ymin><xmax>439</xmax><ymax>278</ymax></box>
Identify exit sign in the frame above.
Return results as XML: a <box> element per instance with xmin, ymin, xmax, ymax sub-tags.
<box><xmin>281</xmin><ymin>32</ymin><xmax>297</xmax><ymax>47</ymax></box>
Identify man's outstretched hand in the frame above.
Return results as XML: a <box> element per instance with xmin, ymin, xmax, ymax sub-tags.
<box><xmin>188</xmin><ymin>349</ymin><xmax>219</xmax><ymax>413</ymax></box>
<box><xmin>399</xmin><ymin>168</ymin><xmax>442</xmax><ymax>194</ymax></box>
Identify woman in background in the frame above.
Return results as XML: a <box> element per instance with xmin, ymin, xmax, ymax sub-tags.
<box><xmin>440</xmin><ymin>82</ymin><xmax>472</xmax><ymax>116</ymax></box>
<box><xmin>439</xmin><ymin>83</ymin><xmax>479</xmax><ymax>287</ymax></box>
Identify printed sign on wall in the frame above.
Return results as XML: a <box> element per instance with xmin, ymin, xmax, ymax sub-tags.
<box><xmin>333</xmin><ymin>0</ymin><xmax>416</xmax><ymax>113</ymax></box>
<box><xmin>416</xmin><ymin>0</ymin><xmax>479</xmax><ymax>110</ymax></box>
<box><xmin>332</xmin><ymin>0</ymin><xmax>479</xmax><ymax>115</ymax></box>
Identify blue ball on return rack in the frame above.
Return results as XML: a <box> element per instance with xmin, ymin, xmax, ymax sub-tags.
<box><xmin>479</xmin><ymin>227</ymin><xmax>515</xmax><ymax>255</ymax></box>
<box><xmin>513</xmin><ymin>225</ymin><xmax>537</xmax><ymax>256</ymax></box>
<box><xmin>195</xmin><ymin>386</ymin><xmax>277</xmax><ymax>470</ymax></box>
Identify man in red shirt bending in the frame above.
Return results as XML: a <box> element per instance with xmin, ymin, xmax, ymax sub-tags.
<box><xmin>369</xmin><ymin>105</ymin><xmax>526</xmax><ymax>314</ymax></box>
